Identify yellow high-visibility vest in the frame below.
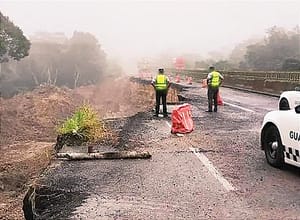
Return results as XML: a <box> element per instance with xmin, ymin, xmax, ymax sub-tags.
<box><xmin>211</xmin><ymin>71</ymin><xmax>221</xmax><ymax>88</ymax></box>
<box><xmin>155</xmin><ymin>74</ymin><xmax>167</xmax><ymax>90</ymax></box>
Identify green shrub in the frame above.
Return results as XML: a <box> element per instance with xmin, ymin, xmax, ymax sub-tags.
<box><xmin>57</xmin><ymin>105</ymin><xmax>105</xmax><ymax>145</ymax></box>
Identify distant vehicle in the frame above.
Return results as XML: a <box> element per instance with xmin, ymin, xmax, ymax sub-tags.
<box><xmin>261</xmin><ymin>96</ymin><xmax>300</xmax><ymax>168</ymax></box>
<box><xmin>279</xmin><ymin>87</ymin><xmax>300</xmax><ymax>110</ymax></box>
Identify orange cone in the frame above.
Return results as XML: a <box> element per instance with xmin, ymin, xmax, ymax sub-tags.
<box><xmin>202</xmin><ymin>79</ymin><xmax>207</xmax><ymax>88</ymax></box>
<box><xmin>217</xmin><ymin>91</ymin><xmax>223</xmax><ymax>105</ymax></box>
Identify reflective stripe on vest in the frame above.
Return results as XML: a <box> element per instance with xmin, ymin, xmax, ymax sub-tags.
<box><xmin>155</xmin><ymin>74</ymin><xmax>167</xmax><ymax>90</ymax></box>
<box><xmin>211</xmin><ymin>71</ymin><xmax>220</xmax><ymax>87</ymax></box>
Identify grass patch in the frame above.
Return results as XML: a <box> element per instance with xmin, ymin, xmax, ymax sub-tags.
<box><xmin>56</xmin><ymin>105</ymin><xmax>106</xmax><ymax>146</ymax></box>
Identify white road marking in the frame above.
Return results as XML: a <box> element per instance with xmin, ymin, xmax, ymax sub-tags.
<box><xmin>166</xmin><ymin>115</ymin><xmax>235</xmax><ymax>191</ymax></box>
<box><xmin>165</xmin><ymin>121</ymin><xmax>171</xmax><ymax>128</ymax></box>
<box><xmin>190</xmin><ymin>147</ymin><xmax>236</xmax><ymax>192</ymax></box>
<box><xmin>223</xmin><ymin>101</ymin><xmax>254</xmax><ymax>113</ymax></box>
<box><xmin>166</xmin><ymin>121</ymin><xmax>185</xmax><ymax>137</ymax></box>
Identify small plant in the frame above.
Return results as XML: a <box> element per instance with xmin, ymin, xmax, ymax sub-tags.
<box><xmin>56</xmin><ymin>105</ymin><xmax>105</xmax><ymax>148</ymax></box>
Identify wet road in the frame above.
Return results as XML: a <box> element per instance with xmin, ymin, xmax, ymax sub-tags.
<box><xmin>35</xmin><ymin>84</ymin><xmax>300</xmax><ymax>219</ymax></box>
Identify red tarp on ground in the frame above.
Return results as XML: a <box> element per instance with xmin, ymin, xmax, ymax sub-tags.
<box><xmin>171</xmin><ymin>103</ymin><xmax>194</xmax><ymax>134</ymax></box>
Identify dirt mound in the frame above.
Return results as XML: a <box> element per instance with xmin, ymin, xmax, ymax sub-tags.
<box><xmin>0</xmin><ymin>142</ymin><xmax>53</xmax><ymax>219</ymax></box>
<box><xmin>0</xmin><ymin>76</ymin><xmax>170</xmax><ymax>219</ymax></box>
<box><xmin>0</xmin><ymin>76</ymin><xmax>157</xmax><ymax>149</ymax></box>
<box><xmin>75</xmin><ymin>77</ymin><xmax>155</xmax><ymax>118</ymax></box>
<box><xmin>0</xmin><ymin>85</ymin><xmax>84</xmax><ymax>145</ymax></box>
<box><xmin>0</xmin><ymin>85</ymin><xmax>86</xmax><ymax>219</ymax></box>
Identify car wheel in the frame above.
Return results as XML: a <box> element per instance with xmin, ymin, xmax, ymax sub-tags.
<box><xmin>279</xmin><ymin>98</ymin><xmax>290</xmax><ymax>110</ymax></box>
<box><xmin>263</xmin><ymin>125</ymin><xmax>284</xmax><ymax>168</ymax></box>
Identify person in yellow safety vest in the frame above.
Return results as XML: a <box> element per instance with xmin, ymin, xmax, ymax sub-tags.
<box><xmin>206</xmin><ymin>66</ymin><xmax>224</xmax><ymax>112</ymax></box>
<box><xmin>151</xmin><ymin>68</ymin><xmax>171</xmax><ymax>117</ymax></box>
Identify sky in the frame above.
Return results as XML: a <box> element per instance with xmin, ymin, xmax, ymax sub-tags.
<box><xmin>0</xmin><ymin>0</ymin><xmax>299</xmax><ymax>71</ymax></box>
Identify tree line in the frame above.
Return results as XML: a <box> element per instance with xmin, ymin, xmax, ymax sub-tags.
<box><xmin>0</xmin><ymin>11</ymin><xmax>30</xmax><ymax>63</ymax></box>
<box><xmin>0</xmin><ymin>11</ymin><xmax>123</xmax><ymax>97</ymax></box>
<box><xmin>1</xmin><ymin>10</ymin><xmax>299</xmax><ymax>97</ymax></box>
<box><xmin>196</xmin><ymin>26</ymin><xmax>300</xmax><ymax>71</ymax></box>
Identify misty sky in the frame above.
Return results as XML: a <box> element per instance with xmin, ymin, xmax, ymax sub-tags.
<box><xmin>0</xmin><ymin>0</ymin><xmax>299</xmax><ymax>71</ymax></box>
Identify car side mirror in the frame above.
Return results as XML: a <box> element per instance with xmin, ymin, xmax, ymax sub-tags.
<box><xmin>295</xmin><ymin>105</ymin><xmax>300</xmax><ymax>114</ymax></box>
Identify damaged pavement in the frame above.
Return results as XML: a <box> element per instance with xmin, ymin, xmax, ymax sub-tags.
<box><xmin>22</xmin><ymin>79</ymin><xmax>300</xmax><ymax>219</ymax></box>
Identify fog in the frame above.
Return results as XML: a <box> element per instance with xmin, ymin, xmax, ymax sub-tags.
<box><xmin>0</xmin><ymin>0</ymin><xmax>299</xmax><ymax>72</ymax></box>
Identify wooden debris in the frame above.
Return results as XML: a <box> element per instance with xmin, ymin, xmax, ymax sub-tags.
<box><xmin>56</xmin><ymin>151</ymin><xmax>151</xmax><ymax>160</ymax></box>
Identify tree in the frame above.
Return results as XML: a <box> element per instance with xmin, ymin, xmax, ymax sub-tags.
<box><xmin>282</xmin><ymin>58</ymin><xmax>300</xmax><ymax>71</ymax></box>
<box><xmin>213</xmin><ymin>60</ymin><xmax>233</xmax><ymax>71</ymax></box>
<box><xmin>244</xmin><ymin>26</ymin><xmax>300</xmax><ymax>71</ymax></box>
<box><xmin>228</xmin><ymin>38</ymin><xmax>260</xmax><ymax>69</ymax></box>
<box><xmin>0</xmin><ymin>11</ymin><xmax>30</xmax><ymax>63</ymax></box>
<box><xmin>0</xmin><ymin>31</ymin><xmax>108</xmax><ymax>97</ymax></box>
<box><xmin>58</xmin><ymin>31</ymin><xmax>106</xmax><ymax>87</ymax></box>
<box><xmin>16</xmin><ymin>32</ymin><xmax>106</xmax><ymax>88</ymax></box>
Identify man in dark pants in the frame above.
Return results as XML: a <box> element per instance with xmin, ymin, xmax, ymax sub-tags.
<box><xmin>206</xmin><ymin>66</ymin><xmax>224</xmax><ymax>112</ymax></box>
<box><xmin>151</xmin><ymin>68</ymin><xmax>170</xmax><ymax>117</ymax></box>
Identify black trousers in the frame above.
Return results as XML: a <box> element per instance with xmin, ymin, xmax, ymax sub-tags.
<box><xmin>155</xmin><ymin>90</ymin><xmax>167</xmax><ymax>116</ymax></box>
<box><xmin>207</xmin><ymin>87</ymin><xmax>219</xmax><ymax>112</ymax></box>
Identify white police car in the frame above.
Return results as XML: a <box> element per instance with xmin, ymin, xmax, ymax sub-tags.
<box><xmin>279</xmin><ymin>88</ymin><xmax>300</xmax><ymax>110</ymax></box>
<box><xmin>261</xmin><ymin>102</ymin><xmax>300</xmax><ymax>168</ymax></box>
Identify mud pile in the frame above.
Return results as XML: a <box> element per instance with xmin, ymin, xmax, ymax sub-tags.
<box><xmin>0</xmin><ymin>85</ymin><xmax>85</xmax><ymax>219</ymax></box>
<box><xmin>0</xmin><ymin>76</ymin><xmax>159</xmax><ymax>146</ymax></box>
<box><xmin>0</xmin><ymin>85</ymin><xmax>84</xmax><ymax>145</ymax></box>
<box><xmin>0</xmin><ymin>76</ymin><xmax>168</xmax><ymax>219</ymax></box>
<box><xmin>75</xmin><ymin>77</ymin><xmax>155</xmax><ymax>119</ymax></box>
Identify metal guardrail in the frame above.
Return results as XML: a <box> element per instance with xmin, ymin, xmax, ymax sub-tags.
<box><xmin>167</xmin><ymin>69</ymin><xmax>300</xmax><ymax>82</ymax></box>
<box><xmin>165</xmin><ymin>68</ymin><xmax>300</xmax><ymax>96</ymax></box>
<box><xmin>135</xmin><ymin>69</ymin><xmax>300</xmax><ymax>97</ymax></box>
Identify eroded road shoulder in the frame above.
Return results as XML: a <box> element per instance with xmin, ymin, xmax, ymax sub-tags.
<box><xmin>33</xmin><ymin>86</ymin><xmax>300</xmax><ymax>219</ymax></box>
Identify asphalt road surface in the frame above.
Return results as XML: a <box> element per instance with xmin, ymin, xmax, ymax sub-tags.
<box><xmin>35</xmin><ymin>84</ymin><xmax>300</xmax><ymax>220</ymax></box>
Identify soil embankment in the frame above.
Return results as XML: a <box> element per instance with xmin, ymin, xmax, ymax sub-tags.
<box><xmin>0</xmin><ymin>76</ymin><xmax>165</xmax><ymax>219</ymax></box>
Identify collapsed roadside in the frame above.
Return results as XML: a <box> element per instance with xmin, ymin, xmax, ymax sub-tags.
<box><xmin>0</xmin><ymin>76</ymin><xmax>179</xmax><ymax>219</ymax></box>
<box><xmin>23</xmin><ymin>82</ymin><xmax>300</xmax><ymax>219</ymax></box>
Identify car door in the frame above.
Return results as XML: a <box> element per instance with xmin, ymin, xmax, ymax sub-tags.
<box><xmin>282</xmin><ymin>106</ymin><xmax>300</xmax><ymax>166</ymax></box>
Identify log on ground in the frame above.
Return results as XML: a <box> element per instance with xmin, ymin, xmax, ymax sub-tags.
<box><xmin>56</xmin><ymin>151</ymin><xmax>151</xmax><ymax>160</ymax></box>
